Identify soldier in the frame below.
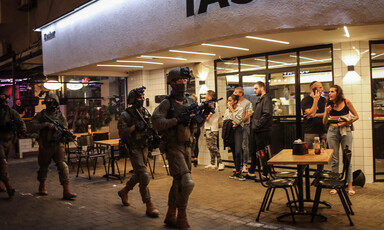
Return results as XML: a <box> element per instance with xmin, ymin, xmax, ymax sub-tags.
<box><xmin>0</xmin><ymin>87</ymin><xmax>27</xmax><ymax>197</ymax></box>
<box><xmin>30</xmin><ymin>93</ymin><xmax>76</xmax><ymax>200</ymax></box>
<box><xmin>152</xmin><ymin>67</ymin><xmax>210</xmax><ymax>229</ymax></box>
<box><xmin>117</xmin><ymin>86</ymin><xmax>159</xmax><ymax>218</ymax></box>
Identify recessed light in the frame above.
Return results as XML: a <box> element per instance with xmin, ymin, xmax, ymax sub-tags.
<box><xmin>97</xmin><ymin>64</ymin><xmax>143</xmax><ymax>68</ymax></box>
<box><xmin>139</xmin><ymin>55</ymin><xmax>187</xmax><ymax>60</ymax></box>
<box><xmin>116</xmin><ymin>60</ymin><xmax>164</xmax><ymax>65</ymax></box>
<box><xmin>201</xmin><ymin>43</ymin><xmax>249</xmax><ymax>51</ymax></box>
<box><xmin>344</xmin><ymin>26</ymin><xmax>350</xmax><ymax>38</ymax></box>
<box><xmin>245</xmin><ymin>36</ymin><xmax>290</xmax><ymax>45</ymax></box>
<box><xmin>169</xmin><ymin>50</ymin><xmax>216</xmax><ymax>56</ymax></box>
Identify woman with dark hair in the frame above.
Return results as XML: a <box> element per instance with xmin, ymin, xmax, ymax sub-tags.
<box><xmin>323</xmin><ymin>85</ymin><xmax>359</xmax><ymax>195</ymax></box>
<box><xmin>223</xmin><ymin>94</ymin><xmax>245</xmax><ymax>180</ymax></box>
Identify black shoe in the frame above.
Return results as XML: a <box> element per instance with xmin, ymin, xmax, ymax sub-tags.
<box><xmin>193</xmin><ymin>158</ymin><xmax>198</xmax><ymax>167</ymax></box>
<box><xmin>244</xmin><ymin>173</ymin><xmax>256</xmax><ymax>180</ymax></box>
<box><xmin>229</xmin><ymin>172</ymin><xmax>237</xmax><ymax>179</ymax></box>
<box><xmin>236</xmin><ymin>174</ymin><xmax>246</xmax><ymax>181</ymax></box>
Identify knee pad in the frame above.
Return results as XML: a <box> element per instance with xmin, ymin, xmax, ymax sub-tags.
<box><xmin>181</xmin><ymin>173</ymin><xmax>194</xmax><ymax>195</ymax></box>
<box><xmin>138</xmin><ymin>171</ymin><xmax>150</xmax><ymax>187</ymax></box>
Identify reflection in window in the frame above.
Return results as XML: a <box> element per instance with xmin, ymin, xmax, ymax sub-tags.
<box><xmin>240</xmin><ymin>57</ymin><xmax>266</xmax><ymax>71</ymax></box>
<box><xmin>299</xmin><ymin>48</ymin><xmax>332</xmax><ymax>65</ymax></box>
<box><xmin>269</xmin><ymin>72</ymin><xmax>295</xmax><ymax>116</ymax></box>
<box><xmin>268</xmin><ymin>53</ymin><xmax>297</xmax><ymax>69</ymax></box>
<box><xmin>217</xmin><ymin>59</ymin><xmax>238</xmax><ymax>74</ymax></box>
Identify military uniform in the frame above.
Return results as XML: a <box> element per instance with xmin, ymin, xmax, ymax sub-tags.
<box><xmin>0</xmin><ymin>99</ymin><xmax>27</xmax><ymax>197</ymax></box>
<box><xmin>30</xmin><ymin>94</ymin><xmax>76</xmax><ymax>200</ymax></box>
<box><xmin>117</xmin><ymin>87</ymin><xmax>159</xmax><ymax>218</ymax></box>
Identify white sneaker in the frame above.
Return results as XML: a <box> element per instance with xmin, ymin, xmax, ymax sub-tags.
<box><xmin>218</xmin><ymin>163</ymin><xmax>225</xmax><ymax>171</ymax></box>
<box><xmin>205</xmin><ymin>164</ymin><xmax>215</xmax><ymax>169</ymax></box>
<box><xmin>242</xmin><ymin>165</ymin><xmax>248</xmax><ymax>173</ymax></box>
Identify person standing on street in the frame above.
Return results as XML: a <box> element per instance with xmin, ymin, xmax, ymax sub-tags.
<box><xmin>0</xmin><ymin>87</ymin><xmax>27</xmax><ymax>197</ymax></box>
<box><xmin>117</xmin><ymin>86</ymin><xmax>159</xmax><ymax>218</ymax></box>
<box><xmin>30</xmin><ymin>93</ymin><xmax>77</xmax><ymax>200</ymax></box>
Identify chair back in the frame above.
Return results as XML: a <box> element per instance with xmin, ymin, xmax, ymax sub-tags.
<box><xmin>256</xmin><ymin>145</ymin><xmax>273</xmax><ymax>187</ymax></box>
<box><xmin>341</xmin><ymin>145</ymin><xmax>352</xmax><ymax>185</ymax></box>
<box><xmin>78</xmin><ymin>135</ymin><xmax>94</xmax><ymax>147</ymax></box>
<box><xmin>93</xmin><ymin>132</ymin><xmax>109</xmax><ymax>141</ymax></box>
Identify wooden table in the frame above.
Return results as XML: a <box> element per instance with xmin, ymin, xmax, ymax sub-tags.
<box><xmin>268</xmin><ymin>149</ymin><xmax>333</xmax><ymax>220</ymax></box>
<box><xmin>93</xmin><ymin>139</ymin><xmax>121</xmax><ymax>180</ymax></box>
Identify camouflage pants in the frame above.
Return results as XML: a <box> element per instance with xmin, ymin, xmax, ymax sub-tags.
<box><xmin>205</xmin><ymin>130</ymin><xmax>222</xmax><ymax>165</ymax></box>
<box><xmin>37</xmin><ymin>143</ymin><xmax>69</xmax><ymax>185</ymax></box>
<box><xmin>0</xmin><ymin>138</ymin><xmax>13</xmax><ymax>182</ymax></box>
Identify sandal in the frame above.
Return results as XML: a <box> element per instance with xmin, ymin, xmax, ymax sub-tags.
<box><xmin>348</xmin><ymin>190</ymin><xmax>356</xmax><ymax>196</ymax></box>
<box><xmin>330</xmin><ymin>189</ymin><xmax>337</xmax><ymax>195</ymax></box>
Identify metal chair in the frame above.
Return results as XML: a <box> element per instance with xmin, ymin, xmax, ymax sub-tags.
<box><xmin>311</xmin><ymin>146</ymin><xmax>354</xmax><ymax>226</ymax></box>
<box><xmin>147</xmin><ymin>149</ymin><xmax>169</xmax><ymax>179</ymax></box>
<box><xmin>256</xmin><ymin>145</ymin><xmax>297</xmax><ymax>223</ymax></box>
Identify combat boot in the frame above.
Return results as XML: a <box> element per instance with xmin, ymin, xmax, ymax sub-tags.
<box><xmin>145</xmin><ymin>198</ymin><xmax>159</xmax><ymax>218</ymax></box>
<box><xmin>4</xmin><ymin>180</ymin><xmax>15</xmax><ymax>198</ymax></box>
<box><xmin>164</xmin><ymin>205</ymin><xmax>177</xmax><ymax>227</ymax></box>
<box><xmin>62</xmin><ymin>182</ymin><xmax>77</xmax><ymax>200</ymax></box>
<box><xmin>117</xmin><ymin>186</ymin><xmax>130</xmax><ymax>206</ymax></box>
<box><xmin>38</xmin><ymin>180</ymin><xmax>48</xmax><ymax>195</ymax></box>
<box><xmin>176</xmin><ymin>206</ymin><xmax>190</xmax><ymax>229</ymax></box>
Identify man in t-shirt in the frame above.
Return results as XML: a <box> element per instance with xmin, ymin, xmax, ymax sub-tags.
<box><xmin>301</xmin><ymin>81</ymin><xmax>327</xmax><ymax>147</ymax></box>
<box><xmin>234</xmin><ymin>87</ymin><xmax>252</xmax><ymax>173</ymax></box>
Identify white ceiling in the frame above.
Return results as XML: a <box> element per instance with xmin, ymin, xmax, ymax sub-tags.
<box><xmin>55</xmin><ymin>23</ymin><xmax>384</xmax><ymax>77</ymax></box>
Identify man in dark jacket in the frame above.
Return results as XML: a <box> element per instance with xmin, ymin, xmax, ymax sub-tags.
<box><xmin>248</xmin><ymin>81</ymin><xmax>273</xmax><ymax>177</ymax></box>
<box><xmin>0</xmin><ymin>87</ymin><xmax>27</xmax><ymax>197</ymax></box>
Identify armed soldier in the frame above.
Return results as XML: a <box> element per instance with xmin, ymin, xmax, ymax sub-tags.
<box><xmin>30</xmin><ymin>93</ymin><xmax>76</xmax><ymax>200</ymax></box>
<box><xmin>117</xmin><ymin>86</ymin><xmax>159</xmax><ymax>218</ymax></box>
<box><xmin>152</xmin><ymin>67</ymin><xmax>212</xmax><ymax>229</ymax></box>
<box><xmin>0</xmin><ymin>87</ymin><xmax>27</xmax><ymax>197</ymax></box>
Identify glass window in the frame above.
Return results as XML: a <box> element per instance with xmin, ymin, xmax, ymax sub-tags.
<box><xmin>241</xmin><ymin>74</ymin><xmax>265</xmax><ymax>100</ymax></box>
<box><xmin>299</xmin><ymin>48</ymin><xmax>332</xmax><ymax>65</ymax></box>
<box><xmin>269</xmin><ymin>72</ymin><xmax>296</xmax><ymax>116</ymax></box>
<box><xmin>240</xmin><ymin>56</ymin><xmax>266</xmax><ymax>72</ymax></box>
<box><xmin>371</xmin><ymin>44</ymin><xmax>384</xmax><ymax>62</ymax></box>
<box><xmin>268</xmin><ymin>53</ymin><xmax>297</xmax><ymax>69</ymax></box>
<box><xmin>216</xmin><ymin>59</ymin><xmax>238</xmax><ymax>74</ymax></box>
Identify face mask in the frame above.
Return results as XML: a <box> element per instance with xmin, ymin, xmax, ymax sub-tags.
<box><xmin>170</xmin><ymin>83</ymin><xmax>187</xmax><ymax>101</ymax></box>
<box><xmin>134</xmin><ymin>99</ymin><xmax>144</xmax><ymax>108</ymax></box>
<box><xmin>46</xmin><ymin>101</ymin><xmax>58</xmax><ymax>111</ymax></box>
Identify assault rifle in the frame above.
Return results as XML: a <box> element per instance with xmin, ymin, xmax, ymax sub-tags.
<box><xmin>134</xmin><ymin>108</ymin><xmax>162</xmax><ymax>152</ymax></box>
<box><xmin>43</xmin><ymin>112</ymin><xmax>76</xmax><ymax>141</ymax></box>
<box><xmin>180</xmin><ymin>97</ymin><xmax>223</xmax><ymax>124</ymax></box>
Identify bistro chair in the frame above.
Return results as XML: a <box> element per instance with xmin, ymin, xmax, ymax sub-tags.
<box><xmin>76</xmin><ymin>135</ymin><xmax>107</xmax><ymax>180</ymax></box>
<box><xmin>147</xmin><ymin>149</ymin><xmax>169</xmax><ymax>179</ymax></box>
<box><xmin>256</xmin><ymin>145</ymin><xmax>297</xmax><ymax>223</ymax></box>
<box><xmin>106</xmin><ymin>140</ymin><xmax>129</xmax><ymax>183</ymax></box>
<box><xmin>65</xmin><ymin>139</ymin><xmax>80</xmax><ymax>171</ymax></box>
<box><xmin>311</xmin><ymin>146</ymin><xmax>354</xmax><ymax>226</ymax></box>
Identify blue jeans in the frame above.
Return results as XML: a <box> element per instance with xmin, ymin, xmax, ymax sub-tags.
<box><xmin>327</xmin><ymin>126</ymin><xmax>353</xmax><ymax>182</ymax></box>
<box><xmin>242</xmin><ymin>124</ymin><xmax>250</xmax><ymax>166</ymax></box>
<box><xmin>230</xmin><ymin>126</ymin><xmax>243</xmax><ymax>172</ymax></box>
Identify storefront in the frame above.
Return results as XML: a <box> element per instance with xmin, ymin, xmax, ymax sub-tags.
<box><xmin>34</xmin><ymin>0</ymin><xmax>384</xmax><ymax>182</ymax></box>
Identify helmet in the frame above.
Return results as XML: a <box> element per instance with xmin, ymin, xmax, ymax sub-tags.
<box><xmin>166</xmin><ymin>67</ymin><xmax>192</xmax><ymax>84</ymax></box>
<box><xmin>352</xmin><ymin>169</ymin><xmax>365</xmax><ymax>187</ymax></box>
<box><xmin>44</xmin><ymin>93</ymin><xmax>60</xmax><ymax>106</ymax></box>
<box><xmin>127</xmin><ymin>86</ymin><xmax>146</xmax><ymax>105</ymax></box>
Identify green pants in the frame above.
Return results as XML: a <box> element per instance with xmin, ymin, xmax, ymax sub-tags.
<box><xmin>37</xmin><ymin>143</ymin><xmax>69</xmax><ymax>185</ymax></box>
<box><xmin>0</xmin><ymin>138</ymin><xmax>13</xmax><ymax>182</ymax></box>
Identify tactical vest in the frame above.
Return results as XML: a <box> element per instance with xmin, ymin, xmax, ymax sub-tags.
<box><xmin>39</xmin><ymin>109</ymin><xmax>65</xmax><ymax>143</ymax></box>
<box><xmin>0</xmin><ymin>106</ymin><xmax>14</xmax><ymax>133</ymax></box>
<box><xmin>125</xmin><ymin>107</ymin><xmax>150</xmax><ymax>148</ymax></box>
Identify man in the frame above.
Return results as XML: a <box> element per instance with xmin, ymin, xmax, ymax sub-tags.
<box><xmin>204</xmin><ymin>90</ymin><xmax>224</xmax><ymax>171</ymax></box>
<box><xmin>117</xmin><ymin>86</ymin><xmax>159</xmax><ymax>218</ymax></box>
<box><xmin>0</xmin><ymin>88</ymin><xmax>27</xmax><ymax>197</ymax></box>
<box><xmin>301</xmin><ymin>81</ymin><xmax>327</xmax><ymax>147</ymax></box>
<box><xmin>152</xmin><ymin>67</ymin><xmax>210</xmax><ymax>229</ymax></box>
<box><xmin>234</xmin><ymin>87</ymin><xmax>252</xmax><ymax>173</ymax></box>
<box><xmin>248</xmin><ymin>82</ymin><xmax>273</xmax><ymax>178</ymax></box>
<box><xmin>30</xmin><ymin>93</ymin><xmax>76</xmax><ymax>200</ymax></box>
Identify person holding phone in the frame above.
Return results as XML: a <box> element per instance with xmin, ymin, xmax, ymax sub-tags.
<box><xmin>301</xmin><ymin>81</ymin><xmax>327</xmax><ymax>148</ymax></box>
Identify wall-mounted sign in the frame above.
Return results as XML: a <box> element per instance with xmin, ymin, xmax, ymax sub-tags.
<box><xmin>187</xmin><ymin>0</ymin><xmax>253</xmax><ymax>17</ymax></box>
<box><xmin>43</xmin><ymin>31</ymin><xmax>56</xmax><ymax>41</ymax></box>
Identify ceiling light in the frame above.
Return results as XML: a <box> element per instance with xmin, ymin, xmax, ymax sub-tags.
<box><xmin>116</xmin><ymin>60</ymin><xmax>164</xmax><ymax>65</ymax></box>
<box><xmin>245</xmin><ymin>36</ymin><xmax>290</xmax><ymax>44</ymax></box>
<box><xmin>169</xmin><ymin>50</ymin><xmax>216</xmax><ymax>56</ymax></box>
<box><xmin>43</xmin><ymin>80</ymin><xmax>62</xmax><ymax>90</ymax></box>
<box><xmin>201</xmin><ymin>43</ymin><xmax>249</xmax><ymax>51</ymax></box>
<box><xmin>344</xmin><ymin>26</ymin><xmax>350</xmax><ymax>38</ymax></box>
<box><xmin>67</xmin><ymin>80</ymin><xmax>83</xmax><ymax>90</ymax></box>
<box><xmin>97</xmin><ymin>64</ymin><xmax>143</xmax><ymax>68</ymax></box>
<box><xmin>139</xmin><ymin>55</ymin><xmax>187</xmax><ymax>60</ymax></box>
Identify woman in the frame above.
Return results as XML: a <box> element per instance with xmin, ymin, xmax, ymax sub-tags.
<box><xmin>323</xmin><ymin>85</ymin><xmax>359</xmax><ymax>195</ymax></box>
<box><xmin>223</xmin><ymin>94</ymin><xmax>245</xmax><ymax>180</ymax></box>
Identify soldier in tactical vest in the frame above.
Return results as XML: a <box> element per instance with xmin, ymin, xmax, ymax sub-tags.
<box><xmin>0</xmin><ymin>87</ymin><xmax>27</xmax><ymax>197</ymax></box>
<box><xmin>30</xmin><ymin>93</ymin><xmax>77</xmax><ymax>200</ymax></box>
<box><xmin>152</xmin><ymin>67</ymin><xmax>210</xmax><ymax>229</ymax></box>
<box><xmin>117</xmin><ymin>87</ymin><xmax>159</xmax><ymax>218</ymax></box>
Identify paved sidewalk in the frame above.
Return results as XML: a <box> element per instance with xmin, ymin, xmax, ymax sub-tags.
<box><xmin>0</xmin><ymin>156</ymin><xmax>383</xmax><ymax>230</ymax></box>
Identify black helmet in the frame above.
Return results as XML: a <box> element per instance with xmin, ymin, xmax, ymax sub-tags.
<box><xmin>127</xmin><ymin>86</ymin><xmax>146</xmax><ymax>105</ymax></box>
<box><xmin>352</xmin><ymin>169</ymin><xmax>365</xmax><ymax>187</ymax></box>
<box><xmin>166</xmin><ymin>67</ymin><xmax>192</xmax><ymax>84</ymax></box>
<box><xmin>45</xmin><ymin>93</ymin><xmax>60</xmax><ymax>105</ymax></box>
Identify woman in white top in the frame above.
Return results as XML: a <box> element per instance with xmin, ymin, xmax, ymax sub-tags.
<box><xmin>223</xmin><ymin>94</ymin><xmax>245</xmax><ymax>180</ymax></box>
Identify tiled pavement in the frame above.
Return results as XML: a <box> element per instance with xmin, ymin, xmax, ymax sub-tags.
<box><xmin>1</xmin><ymin>155</ymin><xmax>383</xmax><ymax>230</ymax></box>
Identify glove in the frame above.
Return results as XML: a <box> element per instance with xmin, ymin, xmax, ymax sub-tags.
<box><xmin>177</xmin><ymin>112</ymin><xmax>191</xmax><ymax>126</ymax></box>
<box><xmin>135</xmin><ymin>123</ymin><xmax>146</xmax><ymax>132</ymax></box>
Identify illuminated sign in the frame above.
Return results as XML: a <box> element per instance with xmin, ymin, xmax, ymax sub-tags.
<box><xmin>187</xmin><ymin>0</ymin><xmax>253</xmax><ymax>17</ymax></box>
<box><xmin>43</xmin><ymin>31</ymin><xmax>56</xmax><ymax>41</ymax></box>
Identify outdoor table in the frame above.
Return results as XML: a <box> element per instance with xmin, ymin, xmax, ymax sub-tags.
<box><xmin>268</xmin><ymin>148</ymin><xmax>333</xmax><ymax>221</ymax></box>
<box><xmin>93</xmin><ymin>139</ymin><xmax>121</xmax><ymax>179</ymax></box>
